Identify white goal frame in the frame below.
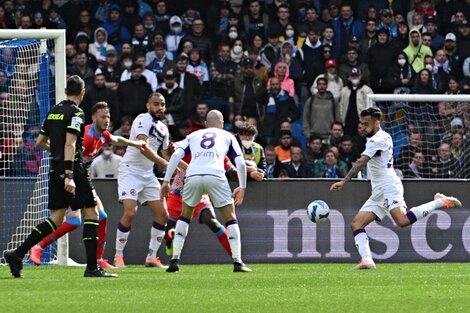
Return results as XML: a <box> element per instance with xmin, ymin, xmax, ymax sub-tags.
<box><xmin>367</xmin><ymin>94</ymin><xmax>470</xmax><ymax>107</ymax></box>
<box><xmin>0</xmin><ymin>29</ymin><xmax>68</xmax><ymax>265</ymax></box>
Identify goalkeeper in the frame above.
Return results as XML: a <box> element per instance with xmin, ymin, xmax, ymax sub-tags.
<box><xmin>29</xmin><ymin>101</ymin><xmax>145</xmax><ymax>269</ymax></box>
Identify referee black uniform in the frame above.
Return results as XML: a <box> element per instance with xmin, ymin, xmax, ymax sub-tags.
<box><xmin>40</xmin><ymin>99</ymin><xmax>96</xmax><ymax>210</ymax></box>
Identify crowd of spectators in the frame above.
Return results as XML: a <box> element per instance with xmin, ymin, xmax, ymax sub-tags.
<box><xmin>0</xmin><ymin>0</ymin><xmax>469</xmax><ymax>179</ymax></box>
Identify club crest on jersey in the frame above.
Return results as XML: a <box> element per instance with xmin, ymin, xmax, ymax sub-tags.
<box><xmin>130</xmin><ymin>189</ymin><xmax>137</xmax><ymax>196</ymax></box>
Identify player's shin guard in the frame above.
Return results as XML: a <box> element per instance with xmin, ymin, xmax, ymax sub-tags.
<box><xmin>115</xmin><ymin>223</ymin><xmax>131</xmax><ymax>257</ymax></box>
<box><xmin>83</xmin><ymin>220</ymin><xmax>99</xmax><ymax>271</ymax></box>
<box><xmin>16</xmin><ymin>218</ymin><xmax>57</xmax><ymax>258</ymax></box>
<box><xmin>226</xmin><ymin>220</ymin><xmax>241</xmax><ymax>264</ymax></box>
<box><xmin>214</xmin><ymin>226</ymin><xmax>232</xmax><ymax>256</ymax></box>
<box><xmin>148</xmin><ymin>222</ymin><xmax>165</xmax><ymax>259</ymax></box>
<box><xmin>353</xmin><ymin>229</ymin><xmax>373</xmax><ymax>263</ymax></box>
<box><xmin>39</xmin><ymin>216</ymin><xmax>81</xmax><ymax>249</ymax></box>
<box><xmin>96</xmin><ymin>210</ymin><xmax>108</xmax><ymax>260</ymax></box>
<box><xmin>172</xmin><ymin>217</ymin><xmax>190</xmax><ymax>260</ymax></box>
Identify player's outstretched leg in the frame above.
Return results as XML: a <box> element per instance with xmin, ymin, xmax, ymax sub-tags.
<box><xmin>405</xmin><ymin>193</ymin><xmax>462</xmax><ymax>224</ymax></box>
<box><xmin>434</xmin><ymin>193</ymin><xmax>461</xmax><ymax>208</ymax></box>
<box><xmin>6</xmin><ymin>217</ymin><xmax>58</xmax><ymax>277</ymax></box>
<box><xmin>30</xmin><ymin>210</ymin><xmax>81</xmax><ymax>266</ymax></box>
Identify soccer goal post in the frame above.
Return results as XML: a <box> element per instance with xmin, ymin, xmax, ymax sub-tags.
<box><xmin>0</xmin><ymin>29</ymin><xmax>68</xmax><ymax>266</ymax></box>
<box><xmin>367</xmin><ymin>94</ymin><xmax>470</xmax><ymax>179</ymax></box>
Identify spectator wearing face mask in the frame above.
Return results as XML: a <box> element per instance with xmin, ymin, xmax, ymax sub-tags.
<box><xmin>338</xmin><ymin>68</ymin><xmax>374</xmax><ymax>137</ymax></box>
<box><xmin>89</xmin><ymin>143</ymin><xmax>123</xmax><ymax>178</ymax></box>
<box><xmin>166</xmin><ymin>16</ymin><xmax>186</xmax><ymax>60</ymax></box>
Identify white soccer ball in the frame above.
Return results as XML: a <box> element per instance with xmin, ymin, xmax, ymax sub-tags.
<box><xmin>307</xmin><ymin>200</ymin><xmax>330</xmax><ymax>224</ymax></box>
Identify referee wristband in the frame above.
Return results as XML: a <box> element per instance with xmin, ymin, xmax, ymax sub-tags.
<box><xmin>64</xmin><ymin>160</ymin><xmax>74</xmax><ymax>171</ymax></box>
<box><xmin>65</xmin><ymin>172</ymin><xmax>74</xmax><ymax>179</ymax></box>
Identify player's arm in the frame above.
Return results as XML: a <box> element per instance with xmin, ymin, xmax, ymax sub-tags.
<box><xmin>35</xmin><ymin>133</ymin><xmax>50</xmax><ymax>151</ymax></box>
<box><xmin>137</xmin><ymin>134</ymin><xmax>169</xmax><ymax>168</ymax></box>
<box><xmin>233</xmin><ymin>154</ymin><xmax>247</xmax><ymax>206</ymax></box>
<box><xmin>160</xmin><ymin>148</ymin><xmax>187</xmax><ymax>170</ymax></box>
<box><xmin>161</xmin><ymin>148</ymin><xmax>186</xmax><ymax>199</ymax></box>
<box><xmin>330</xmin><ymin>155</ymin><xmax>369</xmax><ymax>192</ymax></box>
<box><xmin>110</xmin><ymin>134</ymin><xmax>146</xmax><ymax>149</ymax></box>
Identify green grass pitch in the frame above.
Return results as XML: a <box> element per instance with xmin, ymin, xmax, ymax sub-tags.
<box><xmin>1</xmin><ymin>263</ymin><xmax>469</xmax><ymax>313</ymax></box>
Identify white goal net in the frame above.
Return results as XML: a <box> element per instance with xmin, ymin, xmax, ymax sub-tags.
<box><xmin>367</xmin><ymin>94</ymin><xmax>470</xmax><ymax>179</ymax></box>
<box><xmin>0</xmin><ymin>30</ymin><xmax>66</xmax><ymax>265</ymax></box>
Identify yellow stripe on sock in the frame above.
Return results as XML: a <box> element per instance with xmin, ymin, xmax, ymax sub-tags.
<box><xmin>83</xmin><ymin>221</ymin><xmax>99</xmax><ymax>226</ymax></box>
<box><xmin>33</xmin><ymin>227</ymin><xmax>41</xmax><ymax>234</ymax></box>
<box><xmin>45</xmin><ymin>219</ymin><xmax>56</xmax><ymax>232</ymax></box>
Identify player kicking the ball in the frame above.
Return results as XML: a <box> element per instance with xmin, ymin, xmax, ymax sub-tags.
<box><xmin>29</xmin><ymin>102</ymin><xmax>146</xmax><ymax>269</ymax></box>
<box><xmin>162</xmin><ymin>110</ymin><xmax>251</xmax><ymax>272</ymax></box>
<box><xmin>330</xmin><ymin>107</ymin><xmax>461</xmax><ymax>270</ymax></box>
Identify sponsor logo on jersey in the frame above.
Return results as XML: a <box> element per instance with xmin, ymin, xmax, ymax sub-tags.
<box><xmin>48</xmin><ymin>113</ymin><xmax>64</xmax><ymax>120</ymax></box>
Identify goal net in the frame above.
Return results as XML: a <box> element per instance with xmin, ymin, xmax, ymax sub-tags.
<box><xmin>0</xmin><ymin>30</ymin><xmax>66</xmax><ymax>265</ymax></box>
<box><xmin>367</xmin><ymin>94</ymin><xmax>470</xmax><ymax>179</ymax></box>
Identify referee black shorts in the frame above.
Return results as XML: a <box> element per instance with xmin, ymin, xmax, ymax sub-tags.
<box><xmin>48</xmin><ymin>162</ymin><xmax>96</xmax><ymax>211</ymax></box>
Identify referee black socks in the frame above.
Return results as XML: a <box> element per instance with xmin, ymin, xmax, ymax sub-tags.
<box><xmin>83</xmin><ymin>219</ymin><xmax>99</xmax><ymax>270</ymax></box>
<box><xmin>16</xmin><ymin>218</ymin><xmax>56</xmax><ymax>258</ymax></box>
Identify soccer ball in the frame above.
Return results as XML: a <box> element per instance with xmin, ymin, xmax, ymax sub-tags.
<box><xmin>307</xmin><ymin>200</ymin><xmax>330</xmax><ymax>223</ymax></box>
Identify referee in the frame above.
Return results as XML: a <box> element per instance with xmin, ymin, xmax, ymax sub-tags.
<box><xmin>5</xmin><ymin>75</ymin><xmax>117</xmax><ymax>278</ymax></box>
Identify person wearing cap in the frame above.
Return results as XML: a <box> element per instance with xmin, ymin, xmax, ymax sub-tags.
<box><xmin>359</xmin><ymin>18</ymin><xmax>377</xmax><ymax>60</ymax></box>
<box><xmin>367</xmin><ymin>28</ymin><xmax>395</xmax><ymax>93</ymax></box>
<box><xmin>332</xmin><ymin>3</ymin><xmax>365</xmax><ymax>55</ymax></box>
<box><xmin>377</xmin><ymin>9</ymin><xmax>397</xmax><ymax>40</ymax></box>
<box><xmin>338</xmin><ymin>67</ymin><xmax>374</xmax><ymax>136</ymax></box>
<box><xmin>403</xmin><ymin>28</ymin><xmax>433</xmax><ymax>73</ymax></box>
<box><xmin>233</xmin><ymin>58</ymin><xmax>266</xmax><ymax>122</ymax></box>
<box><xmin>165</xmin><ymin>16</ymin><xmax>186</xmax><ymax>60</ymax></box>
<box><xmin>157</xmin><ymin>68</ymin><xmax>185</xmax><ymax>139</ymax></box>
<box><xmin>101</xmin><ymin>4</ymin><xmax>131</xmax><ymax>53</ymax></box>
<box><xmin>339</xmin><ymin>47</ymin><xmax>370</xmax><ymax>85</ymax></box>
<box><xmin>423</xmin><ymin>15</ymin><xmax>444</xmax><ymax>53</ymax></box>
<box><xmin>442</xmin><ymin>32</ymin><xmax>464</xmax><ymax>81</ymax></box>
<box><xmin>311</xmin><ymin>59</ymin><xmax>344</xmax><ymax>104</ymax></box>
<box><xmin>47</xmin><ymin>4</ymin><xmax>66</xmax><ymax>29</ymax></box>
<box><xmin>131</xmin><ymin>22</ymin><xmax>151</xmax><ymax>54</ymax></box>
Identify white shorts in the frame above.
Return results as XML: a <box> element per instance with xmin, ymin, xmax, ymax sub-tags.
<box><xmin>360</xmin><ymin>181</ymin><xmax>407</xmax><ymax>221</ymax></box>
<box><xmin>183</xmin><ymin>175</ymin><xmax>233</xmax><ymax>208</ymax></box>
<box><xmin>118</xmin><ymin>171</ymin><xmax>161</xmax><ymax>204</ymax></box>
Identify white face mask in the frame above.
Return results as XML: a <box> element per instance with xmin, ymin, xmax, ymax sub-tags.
<box><xmin>171</xmin><ymin>26</ymin><xmax>182</xmax><ymax>34</ymax></box>
<box><xmin>350</xmin><ymin>78</ymin><xmax>360</xmax><ymax>86</ymax></box>
<box><xmin>102</xmin><ymin>150</ymin><xmax>113</xmax><ymax>158</ymax></box>
<box><xmin>241</xmin><ymin>140</ymin><xmax>253</xmax><ymax>149</ymax></box>
<box><xmin>228</xmin><ymin>31</ymin><xmax>238</xmax><ymax>39</ymax></box>
<box><xmin>398</xmin><ymin>59</ymin><xmax>406</xmax><ymax>66</ymax></box>
<box><xmin>233</xmin><ymin>45</ymin><xmax>243</xmax><ymax>54</ymax></box>
<box><xmin>123</xmin><ymin>60</ymin><xmax>132</xmax><ymax>69</ymax></box>
<box><xmin>425</xmin><ymin>64</ymin><xmax>433</xmax><ymax>71</ymax></box>
<box><xmin>286</xmin><ymin>30</ymin><xmax>295</xmax><ymax>37</ymax></box>
<box><xmin>234</xmin><ymin>120</ymin><xmax>243</xmax><ymax>128</ymax></box>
